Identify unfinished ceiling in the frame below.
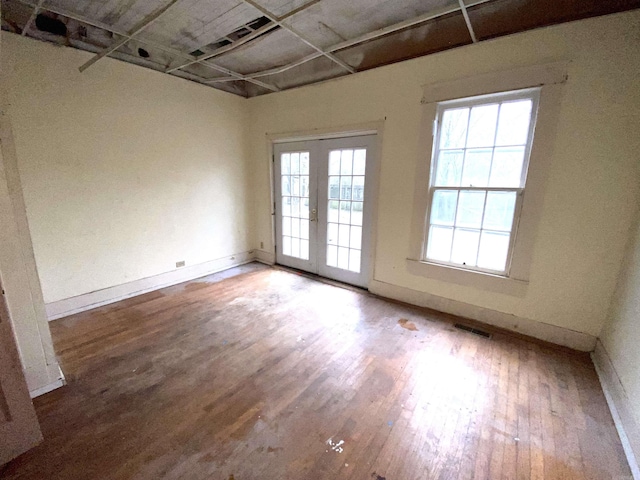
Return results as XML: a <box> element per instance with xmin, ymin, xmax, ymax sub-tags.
<box><xmin>2</xmin><ymin>0</ymin><xmax>639</xmax><ymax>97</ymax></box>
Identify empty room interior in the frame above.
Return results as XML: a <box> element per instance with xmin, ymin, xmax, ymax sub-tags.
<box><xmin>1</xmin><ymin>0</ymin><xmax>639</xmax><ymax>478</ymax></box>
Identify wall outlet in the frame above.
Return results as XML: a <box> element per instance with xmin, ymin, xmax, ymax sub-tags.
<box><xmin>260</xmin><ymin>242</ymin><xmax>264</xmax><ymax>249</ymax></box>
<box><xmin>176</xmin><ymin>260</ymin><xmax>185</xmax><ymax>268</ymax></box>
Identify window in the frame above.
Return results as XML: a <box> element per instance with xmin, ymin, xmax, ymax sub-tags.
<box><xmin>423</xmin><ymin>88</ymin><xmax>540</xmax><ymax>275</ymax></box>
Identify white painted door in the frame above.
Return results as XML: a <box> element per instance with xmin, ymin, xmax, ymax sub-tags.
<box><xmin>0</xmin><ymin>276</ymin><xmax>43</xmax><ymax>465</ymax></box>
<box><xmin>274</xmin><ymin>135</ymin><xmax>376</xmax><ymax>288</ymax></box>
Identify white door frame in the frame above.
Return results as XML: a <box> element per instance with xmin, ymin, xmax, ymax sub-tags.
<box><xmin>269</xmin><ymin>124</ymin><xmax>382</xmax><ymax>288</ymax></box>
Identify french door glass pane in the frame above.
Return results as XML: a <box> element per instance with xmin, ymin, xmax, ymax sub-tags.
<box><xmin>326</xmin><ymin>148</ymin><xmax>365</xmax><ymax>273</ymax></box>
<box><xmin>281</xmin><ymin>151</ymin><xmax>310</xmax><ymax>260</ymax></box>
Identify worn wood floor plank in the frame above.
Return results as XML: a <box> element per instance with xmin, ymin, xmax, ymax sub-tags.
<box><xmin>2</xmin><ymin>264</ymin><xmax>632</xmax><ymax>480</ymax></box>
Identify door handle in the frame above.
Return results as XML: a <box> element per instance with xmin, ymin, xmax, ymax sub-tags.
<box><xmin>310</xmin><ymin>208</ymin><xmax>318</xmax><ymax>222</ymax></box>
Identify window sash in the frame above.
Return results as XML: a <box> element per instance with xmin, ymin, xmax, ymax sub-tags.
<box><xmin>423</xmin><ymin>187</ymin><xmax>524</xmax><ymax>275</ymax></box>
<box><xmin>423</xmin><ymin>89</ymin><xmax>539</xmax><ymax>276</ymax></box>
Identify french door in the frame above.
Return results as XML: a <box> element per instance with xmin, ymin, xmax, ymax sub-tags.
<box><xmin>274</xmin><ymin>135</ymin><xmax>376</xmax><ymax>288</ymax></box>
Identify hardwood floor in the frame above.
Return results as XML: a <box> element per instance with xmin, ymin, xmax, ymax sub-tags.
<box><xmin>2</xmin><ymin>263</ymin><xmax>632</xmax><ymax>479</ymax></box>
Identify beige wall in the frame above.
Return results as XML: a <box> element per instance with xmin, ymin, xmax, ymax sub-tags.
<box><xmin>600</xmin><ymin>209</ymin><xmax>640</xmax><ymax>460</ymax></box>
<box><xmin>1</xmin><ymin>33</ymin><xmax>252</xmax><ymax>304</ymax></box>
<box><xmin>1</xmin><ymin>32</ymin><xmax>252</xmax><ymax>392</ymax></box>
<box><xmin>247</xmin><ymin>10</ymin><xmax>640</xmax><ymax>338</ymax></box>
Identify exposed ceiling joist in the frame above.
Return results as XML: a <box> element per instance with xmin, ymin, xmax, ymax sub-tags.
<box><xmin>209</xmin><ymin>0</ymin><xmax>493</xmax><ymax>84</ymax></box>
<box><xmin>239</xmin><ymin>0</ymin><xmax>356</xmax><ymax>74</ymax></box>
<box><xmin>13</xmin><ymin>0</ymin><xmax>279</xmax><ymax>92</ymax></box>
<box><xmin>458</xmin><ymin>0</ymin><xmax>478</xmax><ymax>43</ymax></box>
<box><xmin>5</xmin><ymin>0</ymin><xmax>640</xmax><ymax>97</ymax></box>
<box><xmin>78</xmin><ymin>0</ymin><xmax>181</xmax><ymax>72</ymax></box>
<box><xmin>166</xmin><ymin>0</ymin><xmax>324</xmax><ymax>74</ymax></box>
<box><xmin>165</xmin><ymin>21</ymin><xmax>278</xmax><ymax>73</ymax></box>
<box><xmin>21</xmin><ymin>0</ymin><xmax>44</xmax><ymax>36</ymax></box>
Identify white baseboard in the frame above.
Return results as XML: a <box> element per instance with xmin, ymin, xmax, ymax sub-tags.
<box><xmin>368</xmin><ymin>279</ymin><xmax>597</xmax><ymax>351</ymax></box>
<box><xmin>254</xmin><ymin>249</ymin><xmax>275</xmax><ymax>265</ymax></box>
<box><xmin>592</xmin><ymin>340</ymin><xmax>640</xmax><ymax>479</ymax></box>
<box><xmin>29</xmin><ymin>365</ymin><xmax>66</xmax><ymax>398</ymax></box>
<box><xmin>45</xmin><ymin>251</ymin><xmax>255</xmax><ymax>320</ymax></box>
<box><xmin>30</xmin><ymin>378</ymin><xmax>64</xmax><ymax>398</ymax></box>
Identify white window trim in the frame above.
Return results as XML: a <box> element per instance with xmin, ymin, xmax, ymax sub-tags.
<box><xmin>408</xmin><ymin>62</ymin><xmax>568</xmax><ymax>297</ymax></box>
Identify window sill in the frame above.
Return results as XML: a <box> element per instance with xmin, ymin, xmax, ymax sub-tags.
<box><xmin>405</xmin><ymin>259</ymin><xmax>528</xmax><ymax>297</ymax></box>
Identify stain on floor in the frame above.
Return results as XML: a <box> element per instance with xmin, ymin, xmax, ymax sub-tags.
<box><xmin>398</xmin><ymin>318</ymin><xmax>418</xmax><ymax>331</ymax></box>
<box><xmin>371</xmin><ymin>472</ymin><xmax>387</xmax><ymax>480</ymax></box>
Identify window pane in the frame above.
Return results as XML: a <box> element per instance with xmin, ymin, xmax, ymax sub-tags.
<box><xmin>456</xmin><ymin>190</ymin><xmax>486</xmax><ymax>229</ymax></box>
<box><xmin>338</xmin><ymin>224</ymin><xmax>350</xmax><ymax>247</ymax></box>
<box><xmin>349</xmin><ymin>249</ymin><xmax>361</xmax><ymax>273</ymax></box>
<box><xmin>461</xmin><ymin>148</ymin><xmax>492</xmax><ymax>187</ymax></box>
<box><xmin>340</xmin><ymin>176</ymin><xmax>352</xmax><ymax>200</ymax></box>
<box><xmin>291</xmin><ymin>237</ymin><xmax>300</xmax><ymax>257</ymax></box>
<box><xmin>290</xmin><ymin>153</ymin><xmax>300</xmax><ymax>174</ymax></box>
<box><xmin>291</xmin><ymin>176</ymin><xmax>300</xmax><ymax>196</ymax></box>
<box><xmin>329</xmin><ymin>151</ymin><xmax>341</xmax><ymax>175</ymax></box>
<box><xmin>283</xmin><ymin>216</ymin><xmax>291</xmax><ymax>236</ymax></box>
<box><xmin>435</xmin><ymin>150</ymin><xmax>463</xmax><ymax>186</ymax></box>
<box><xmin>352</xmin><ymin>176</ymin><xmax>365</xmax><ymax>201</ymax></box>
<box><xmin>327</xmin><ymin>223</ymin><xmax>338</xmax><ymax>245</ymax></box>
<box><xmin>281</xmin><ymin>154</ymin><xmax>290</xmax><ymax>174</ymax></box>
<box><xmin>339</xmin><ymin>202</ymin><xmax>351</xmax><ymax>223</ymax></box>
<box><xmin>327</xmin><ymin>245</ymin><xmax>338</xmax><ymax>267</ymax></box>
<box><xmin>466</xmin><ymin>104</ymin><xmax>499</xmax><ymax>148</ymax></box>
<box><xmin>328</xmin><ymin>176</ymin><xmax>340</xmax><ymax>199</ymax></box>
<box><xmin>282</xmin><ymin>176</ymin><xmax>290</xmax><ymax>195</ymax></box>
<box><xmin>300</xmin><ymin>176</ymin><xmax>309</xmax><ymax>197</ymax></box>
<box><xmin>427</xmin><ymin>226</ymin><xmax>453</xmax><ymax>262</ymax></box>
<box><xmin>300</xmin><ymin>152</ymin><xmax>309</xmax><ymax>175</ymax></box>
<box><xmin>431</xmin><ymin>190</ymin><xmax>457</xmax><ymax>226</ymax></box>
<box><xmin>301</xmin><ymin>198</ymin><xmax>309</xmax><ymax>219</ymax></box>
<box><xmin>300</xmin><ymin>219</ymin><xmax>309</xmax><ymax>240</ymax></box>
<box><xmin>353</xmin><ymin>149</ymin><xmax>366</xmax><ymax>175</ymax></box>
<box><xmin>328</xmin><ymin>200</ymin><xmax>339</xmax><ymax>222</ymax></box>
<box><xmin>350</xmin><ymin>226</ymin><xmax>362</xmax><ymax>249</ymax></box>
<box><xmin>351</xmin><ymin>202</ymin><xmax>363</xmax><ymax>226</ymax></box>
<box><xmin>291</xmin><ymin>217</ymin><xmax>300</xmax><ymax>237</ymax></box>
<box><xmin>300</xmin><ymin>239</ymin><xmax>309</xmax><ymax>260</ymax></box>
<box><xmin>496</xmin><ymin>100</ymin><xmax>532</xmax><ymax>146</ymax></box>
<box><xmin>341</xmin><ymin>150</ymin><xmax>353</xmax><ymax>175</ymax></box>
<box><xmin>483</xmin><ymin>192</ymin><xmax>516</xmax><ymax>231</ymax></box>
<box><xmin>291</xmin><ymin>197</ymin><xmax>300</xmax><ymax>217</ymax></box>
<box><xmin>338</xmin><ymin>247</ymin><xmax>349</xmax><ymax>270</ymax></box>
<box><xmin>451</xmin><ymin>229</ymin><xmax>480</xmax><ymax>266</ymax></box>
<box><xmin>477</xmin><ymin>231</ymin><xmax>510</xmax><ymax>271</ymax></box>
<box><xmin>283</xmin><ymin>236</ymin><xmax>291</xmax><ymax>256</ymax></box>
<box><xmin>489</xmin><ymin>147</ymin><xmax>525</xmax><ymax>187</ymax></box>
<box><xmin>440</xmin><ymin>107</ymin><xmax>469</xmax><ymax>149</ymax></box>
<box><xmin>282</xmin><ymin>197</ymin><xmax>291</xmax><ymax>216</ymax></box>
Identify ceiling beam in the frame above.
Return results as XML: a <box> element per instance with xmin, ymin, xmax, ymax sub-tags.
<box><xmin>21</xmin><ymin>0</ymin><xmax>45</xmax><ymax>36</ymax></box>
<box><xmin>165</xmin><ymin>0</ymin><xmax>324</xmax><ymax>74</ymax></box>
<box><xmin>14</xmin><ymin>0</ymin><xmax>278</xmax><ymax>92</ymax></box>
<box><xmin>239</xmin><ymin>0</ymin><xmax>356</xmax><ymax>74</ymax></box>
<box><xmin>165</xmin><ymin>22</ymin><xmax>279</xmax><ymax>74</ymax></box>
<box><xmin>458</xmin><ymin>0</ymin><xmax>479</xmax><ymax>43</ymax></box>
<box><xmin>208</xmin><ymin>0</ymin><xmax>494</xmax><ymax>84</ymax></box>
<box><xmin>79</xmin><ymin>0</ymin><xmax>182</xmax><ymax>72</ymax></box>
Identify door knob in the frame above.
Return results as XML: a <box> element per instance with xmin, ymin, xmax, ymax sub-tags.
<box><xmin>310</xmin><ymin>208</ymin><xmax>318</xmax><ymax>222</ymax></box>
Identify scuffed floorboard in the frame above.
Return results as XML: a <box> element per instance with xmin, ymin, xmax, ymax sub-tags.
<box><xmin>2</xmin><ymin>264</ymin><xmax>631</xmax><ymax>479</ymax></box>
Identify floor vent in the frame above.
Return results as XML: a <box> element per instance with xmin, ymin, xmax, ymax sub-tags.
<box><xmin>454</xmin><ymin>324</ymin><xmax>492</xmax><ymax>339</ymax></box>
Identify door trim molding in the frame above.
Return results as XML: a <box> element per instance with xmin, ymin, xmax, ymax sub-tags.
<box><xmin>267</xmin><ymin>121</ymin><xmax>384</xmax><ymax>144</ymax></box>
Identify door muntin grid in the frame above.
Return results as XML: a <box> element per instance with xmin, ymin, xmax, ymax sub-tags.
<box><xmin>280</xmin><ymin>151</ymin><xmax>310</xmax><ymax>260</ymax></box>
<box><xmin>326</xmin><ymin>148</ymin><xmax>366</xmax><ymax>273</ymax></box>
